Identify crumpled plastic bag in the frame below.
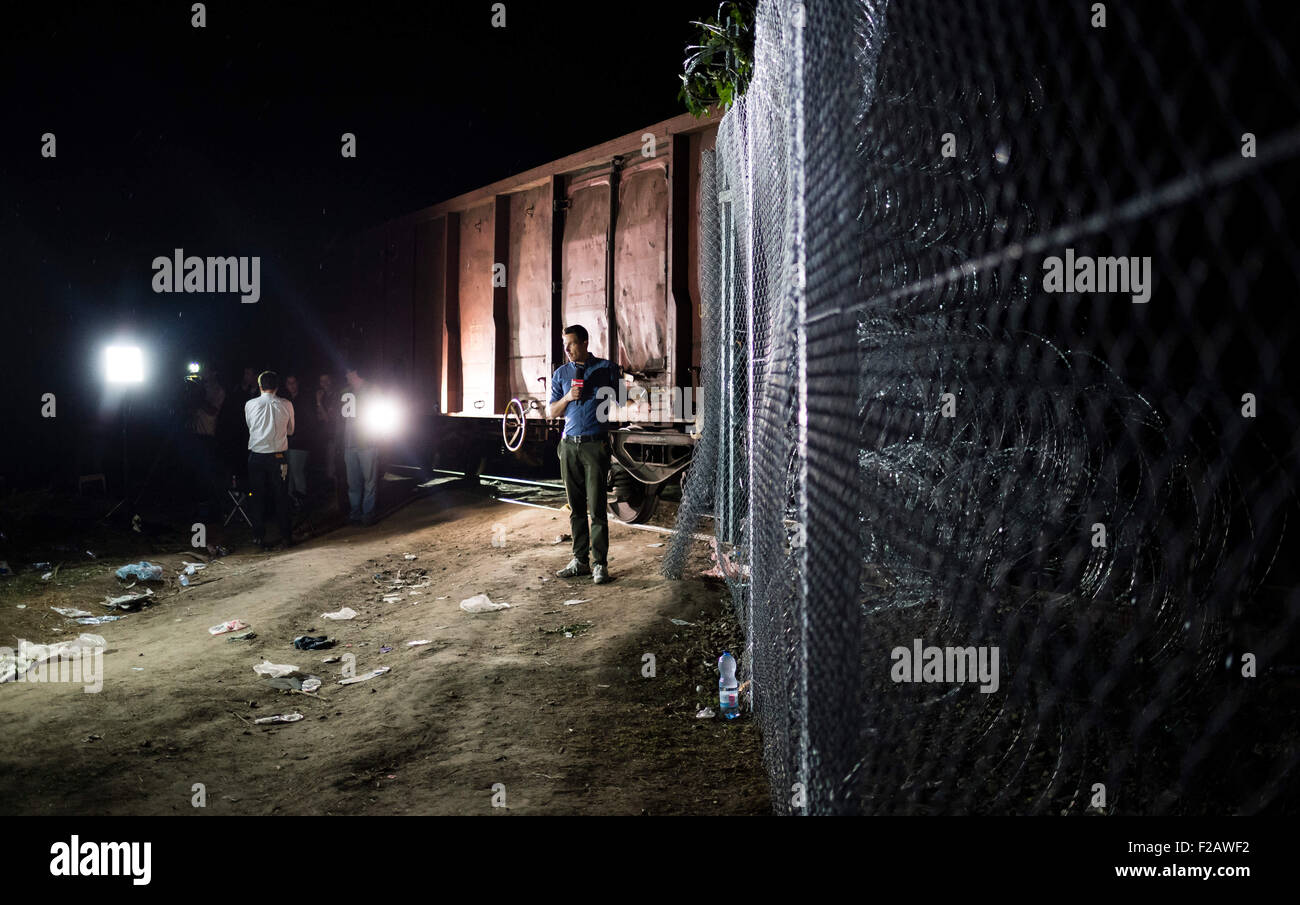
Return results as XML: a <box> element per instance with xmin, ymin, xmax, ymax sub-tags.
<box><xmin>459</xmin><ymin>594</ymin><xmax>511</xmax><ymax>613</ymax></box>
<box><xmin>105</xmin><ymin>588</ymin><xmax>154</xmax><ymax>610</ymax></box>
<box><xmin>338</xmin><ymin>666</ymin><xmax>391</xmax><ymax>685</ymax></box>
<box><xmin>52</xmin><ymin>607</ymin><xmax>93</xmax><ymax>618</ymax></box>
<box><xmin>115</xmin><ymin>562</ymin><xmax>164</xmax><ymax>581</ymax></box>
<box><xmin>265</xmin><ymin>674</ymin><xmax>319</xmax><ymax>691</ymax></box>
<box><xmin>321</xmin><ymin>607</ymin><xmax>358</xmax><ymax>621</ymax></box>
<box><xmin>252</xmin><ymin>661</ymin><xmax>299</xmax><ymax>678</ymax></box>
<box><xmin>1</xmin><ymin>634</ymin><xmax>106</xmax><ymax>684</ymax></box>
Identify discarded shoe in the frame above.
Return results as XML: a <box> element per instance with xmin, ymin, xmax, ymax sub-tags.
<box><xmin>556</xmin><ymin>559</ymin><xmax>590</xmax><ymax>578</ymax></box>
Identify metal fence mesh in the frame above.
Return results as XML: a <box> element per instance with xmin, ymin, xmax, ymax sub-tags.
<box><xmin>666</xmin><ymin>0</ymin><xmax>1300</xmax><ymax>815</ymax></box>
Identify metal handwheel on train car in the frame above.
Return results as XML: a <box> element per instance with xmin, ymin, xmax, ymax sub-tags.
<box><xmin>502</xmin><ymin>398</ymin><xmax>527</xmax><ymax>452</ymax></box>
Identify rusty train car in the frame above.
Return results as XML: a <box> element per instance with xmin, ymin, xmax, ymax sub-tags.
<box><xmin>340</xmin><ymin>112</ymin><xmax>720</xmax><ymax>522</ymax></box>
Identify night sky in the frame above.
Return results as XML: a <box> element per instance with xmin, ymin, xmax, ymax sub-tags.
<box><xmin>1</xmin><ymin>0</ymin><xmax>716</xmax><ymax>486</ymax></box>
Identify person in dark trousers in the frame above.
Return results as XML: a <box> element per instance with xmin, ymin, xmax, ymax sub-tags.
<box><xmin>244</xmin><ymin>370</ymin><xmax>295</xmax><ymax>549</ymax></box>
<box><xmin>546</xmin><ymin>324</ymin><xmax>620</xmax><ymax>584</ymax></box>
<box><xmin>316</xmin><ymin>372</ymin><xmax>341</xmax><ymax>495</ymax></box>
<box><xmin>342</xmin><ymin>365</ymin><xmax>379</xmax><ymax>525</ymax></box>
<box><xmin>280</xmin><ymin>374</ymin><xmax>312</xmax><ymax>508</ymax></box>
<box><xmin>186</xmin><ymin>371</ymin><xmax>226</xmax><ymax>518</ymax></box>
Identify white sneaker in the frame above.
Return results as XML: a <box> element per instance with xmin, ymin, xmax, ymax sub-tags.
<box><xmin>556</xmin><ymin>559</ymin><xmax>590</xmax><ymax>578</ymax></box>
<box><xmin>592</xmin><ymin>565</ymin><xmax>609</xmax><ymax>584</ymax></box>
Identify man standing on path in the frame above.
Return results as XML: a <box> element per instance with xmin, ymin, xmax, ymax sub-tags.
<box><xmin>316</xmin><ymin>372</ymin><xmax>341</xmax><ymax>496</ymax></box>
<box><xmin>546</xmin><ymin>324</ymin><xmax>620</xmax><ymax>585</ymax></box>
<box><xmin>342</xmin><ymin>365</ymin><xmax>379</xmax><ymax>525</ymax></box>
<box><xmin>245</xmin><ymin>370</ymin><xmax>295</xmax><ymax>549</ymax></box>
<box><xmin>280</xmin><ymin>374</ymin><xmax>313</xmax><ymax>509</ymax></box>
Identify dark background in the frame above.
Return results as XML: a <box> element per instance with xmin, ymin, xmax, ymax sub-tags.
<box><xmin>0</xmin><ymin>0</ymin><xmax>714</xmax><ymax>489</ymax></box>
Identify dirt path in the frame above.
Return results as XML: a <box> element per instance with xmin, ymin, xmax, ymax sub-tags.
<box><xmin>0</xmin><ymin>489</ymin><xmax>770</xmax><ymax>815</ymax></box>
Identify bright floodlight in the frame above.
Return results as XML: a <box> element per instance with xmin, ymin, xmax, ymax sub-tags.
<box><xmin>363</xmin><ymin>396</ymin><xmax>403</xmax><ymax>439</ymax></box>
<box><xmin>105</xmin><ymin>346</ymin><xmax>144</xmax><ymax>384</ymax></box>
<box><xmin>187</xmin><ymin>361</ymin><xmax>201</xmax><ymax>374</ymax></box>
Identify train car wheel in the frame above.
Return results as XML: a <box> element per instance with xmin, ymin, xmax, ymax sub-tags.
<box><xmin>608</xmin><ymin>474</ymin><xmax>660</xmax><ymax>524</ymax></box>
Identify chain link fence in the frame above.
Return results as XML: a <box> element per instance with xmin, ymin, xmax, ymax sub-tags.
<box><xmin>666</xmin><ymin>0</ymin><xmax>1300</xmax><ymax>815</ymax></box>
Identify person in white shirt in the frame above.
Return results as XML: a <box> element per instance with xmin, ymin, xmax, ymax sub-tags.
<box><xmin>244</xmin><ymin>370</ymin><xmax>296</xmax><ymax>548</ymax></box>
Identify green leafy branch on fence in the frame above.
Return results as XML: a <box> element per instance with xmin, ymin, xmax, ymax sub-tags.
<box><xmin>679</xmin><ymin>2</ymin><xmax>756</xmax><ymax>117</ymax></box>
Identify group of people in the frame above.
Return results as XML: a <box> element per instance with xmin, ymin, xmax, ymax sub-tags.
<box><xmin>182</xmin><ymin>322</ymin><xmax>618</xmax><ymax>580</ymax></box>
<box><xmin>185</xmin><ymin>364</ymin><xmax>381</xmax><ymax>547</ymax></box>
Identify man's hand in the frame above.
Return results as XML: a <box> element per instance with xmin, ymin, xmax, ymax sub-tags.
<box><xmin>566</xmin><ymin>383</ymin><xmax>581</xmax><ymax>402</ymax></box>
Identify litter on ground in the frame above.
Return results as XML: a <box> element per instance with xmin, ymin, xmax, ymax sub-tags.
<box><xmin>253</xmin><ymin>712</ymin><xmax>303</xmax><ymax>725</ymax></box>
<box><xmin>209</xmin><ymin>619</ymin><xmax>249</xmax><ymax>635</ymax></box>
<box><xmin>105</xmin><ymin>589</ymin><xmax>155</xmax><ymax>610</ymax></box>
<box><xmin>114</xmin><ymin>562</ymin><xmax>164</xmax><ymax>582</ymax></box>
<box><xmin>322</xmin><ymin>607</ymin><xmax>358</xmax><ymax>621</ymax></box>
<box><xmin>252</xmin><ymin>661</ymin><xmax>299</xmax><ymax>678</ymax></box>
<box><xmin>0</xmin><ymin>634</ymin><xmax>105</xmax><ymax>684</ymax></box>
<box><xmin>460</xmin><ymin>594</ymin><xmax>511</xmax><ymax>613</ymax></box>
<box><xmin>338</xmin><ymin>666</ymin><xmax>391</xmax><ymax>686</ymax></box>
<box><xmin>52</xmin><ymin>607</ymin><xmax>93</xmax><ymax>618</ymax></box>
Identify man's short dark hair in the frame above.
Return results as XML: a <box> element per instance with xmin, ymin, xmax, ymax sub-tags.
<box><xmin>258</xmin><ymin>370</ymin><xmax>279</xmax><ymax>391</ymax></box>
<box><xmin>563</xmin><ymin>324</ymin><xmax>589</xmax><ymax>345</ymax></box>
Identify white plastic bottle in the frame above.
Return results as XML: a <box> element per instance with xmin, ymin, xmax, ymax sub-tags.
<box><xmin>718</xmin><ymin>651</ymin><xmax>740</xmax><ymax>719</ymax></box>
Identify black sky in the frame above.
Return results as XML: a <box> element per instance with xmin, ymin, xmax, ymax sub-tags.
<box><xmin>1</xmin><ymin>0</ymin><xmax>717</xmax><ymax>484</ymax></box>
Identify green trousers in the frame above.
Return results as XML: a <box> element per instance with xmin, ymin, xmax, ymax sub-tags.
<box><xmin>559</xmin><ymin>437</ymin><xmax>610</xmax><ymax>567</ymax></box>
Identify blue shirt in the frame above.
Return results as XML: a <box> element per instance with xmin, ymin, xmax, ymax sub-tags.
<box><xmin>550</xmin><ymin>357</ymin><xmax>620</xmax><ymax>437</ymax></box>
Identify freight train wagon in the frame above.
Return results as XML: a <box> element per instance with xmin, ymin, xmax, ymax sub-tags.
<box><xmin>339</xmin><ymin>111</ymin><xmax>720</xmax><ymax>522</ymax></box>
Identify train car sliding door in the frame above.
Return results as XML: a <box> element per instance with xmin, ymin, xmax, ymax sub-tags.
<box><xmin>458</xmin><ymin>202</ymin><xmax>496</xmax><ymax>414</ymax></box>
<box><xmin>508</xmin><ymin>186</ymin><xmax>552</xmax><ymax>407</ymax></box>
<box><xmin>561</xmin><ymin>172</ymin><xmax>611</xmax><ymax>359</ymax></box>
<box><xmin>614</xmin><ymin>157</ymin><xmax>670</xmax><ymax>387</ymax></box>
